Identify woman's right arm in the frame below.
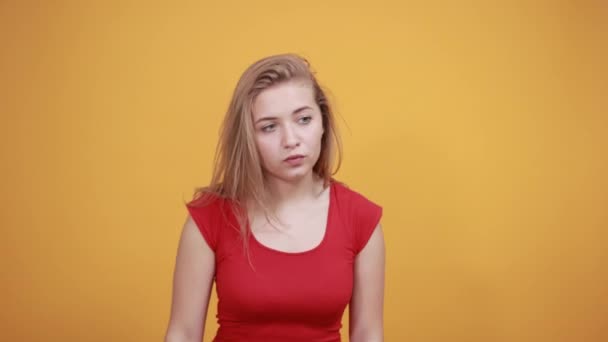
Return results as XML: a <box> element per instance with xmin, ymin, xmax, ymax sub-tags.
<box><xmin>164</xmin><ymin>215</ymin><xmax>216</xmax><ymax>342</ymax></box>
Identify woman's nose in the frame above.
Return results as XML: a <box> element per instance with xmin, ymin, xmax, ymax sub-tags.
<box><xmin>282</xmin><ymin>124</ymin><xmax>300</xmax><ymax>149</ymax></box>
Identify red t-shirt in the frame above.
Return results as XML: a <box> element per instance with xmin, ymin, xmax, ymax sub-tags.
<box><xmin>186</xmin><ymin>179</ymin><xmax>383</xmax><ymax>342</ymax></box>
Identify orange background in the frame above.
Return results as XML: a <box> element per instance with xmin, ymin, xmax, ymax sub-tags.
<box><xmin>1</xmin><ymin>1</ymin><xmax>606</xmax><ymax>341</ymax></box>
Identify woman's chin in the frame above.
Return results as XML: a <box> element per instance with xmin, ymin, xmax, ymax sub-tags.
<box><xmin>266</xmin><ymin>168</ymin><xmax>313</xmax><ymax>184</ymax></box>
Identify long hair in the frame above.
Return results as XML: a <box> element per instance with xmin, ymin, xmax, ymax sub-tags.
<box><xmin>190</xmin><ymin>53</ymin><xmax>343</xmax><ymax>262</ymax></box>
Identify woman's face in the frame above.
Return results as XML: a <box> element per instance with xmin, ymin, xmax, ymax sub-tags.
<box><xmin>252</xmin><ymin>79</ymin><xmax>324</xmax><ymax>184</ymax></box>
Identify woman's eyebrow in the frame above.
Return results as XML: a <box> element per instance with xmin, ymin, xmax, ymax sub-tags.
<box><xmin>255</xmin><ymin>106</ymin><xmax>313</xmax><ymax>124</ymax></box>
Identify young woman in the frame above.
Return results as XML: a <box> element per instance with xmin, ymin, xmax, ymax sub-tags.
<box><xmin>165</xmin><ymin>54</ymin><xmax>385</xmax><ymax>342</ymax></box>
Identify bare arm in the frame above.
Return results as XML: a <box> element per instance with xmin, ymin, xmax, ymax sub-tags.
<box><xmin>349</xmin><ymin>223</ymin><xmax>385</xmax><ymax>342</ymax></box>
<box><xmin>164</xmin><ymin>215</ymin><xmax>216</xmax><ymax>342</ymax></box>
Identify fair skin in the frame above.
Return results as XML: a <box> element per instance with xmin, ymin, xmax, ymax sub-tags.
<box><xmin>251</xmin><ymin>79</ymin><xmax>324</xmax><ymax>204</ymax></box>
<box><xmin>249</xmin><ymin>78</ymin><xmax>329</xmax><ymax>249</ymax></box>
<box><xmin>165</xmin><ymin>215</ymin><xmax>215</xmax><ymax>342</ymax></box>
<box><xmin>349</xmin><ymin>225</ymin><xmax>385</xmax><ymax>342</ymax></box>
<box><xmin>165</xmin><ymin>79</ymin><xmax>385</xmax><ymax>342</ymax></box>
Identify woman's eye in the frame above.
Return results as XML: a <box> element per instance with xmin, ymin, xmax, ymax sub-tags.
<box><xmin>261</xmin><ymin>124</ymin><xmax>276</xmax><ymax>132</ymax></box>
<box><xmin>299</xmin><ymin>116</ymin><xmax>312</xmax><ymax>124</ymax></box>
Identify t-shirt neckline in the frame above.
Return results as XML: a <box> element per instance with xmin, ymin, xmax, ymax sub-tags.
<box><xmin>249</xmin><ymin>180</ymin><xmax>334</xmax><ymax>256</ymax></box>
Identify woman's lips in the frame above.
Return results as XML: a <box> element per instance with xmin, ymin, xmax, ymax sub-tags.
<box><xmin>284</xmin><ymin>155</ymin><xmax>305</xmax><ymax>165</ymax></box>
<box><xmin>284</xmin><ymin>154</ymin><xmax>305</xmax><ymax>161</ymax></box>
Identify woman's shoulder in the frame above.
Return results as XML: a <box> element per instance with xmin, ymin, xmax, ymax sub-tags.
<box><xmin>186</xmin><ymin>191</ymin><xmax>224</xmax><ymax>209</ymax></box>
<box><xmin>185</xmin><ymin>191</ymin><xmax>237</xmax><ymax>252</ymax></box>
<box><xmin>331</xmin><ymin>178</ymin><xmax>383</xmax><ymax>254</ymax></box>
<box><xmin>331</xmin><ymin>178</ymin><xmax>382</xmax><ymax>220</ymax></box>
<box><xmin>186</xmin><ymin>186</ymin><xmax>240</xmax><ymax>210</ymax></box>
<box><xmin>185</xmin><ymin>191</ymin><xmax>236</xmax><ymax>225</ymax></box>
<box><xmin>331</xmin><ymin>178</ymin><xmax>379</xmax><ymax>204</ymax></box>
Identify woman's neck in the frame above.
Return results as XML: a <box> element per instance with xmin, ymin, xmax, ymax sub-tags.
<box><xmin>264</xmin><ymin>173</ymin><xmax>325</xmax><ymax>209</ymax></box>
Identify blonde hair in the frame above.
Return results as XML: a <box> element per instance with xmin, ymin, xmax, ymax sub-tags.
<box><xmin>190</xmin><ymin>53</ymin><xmax>343</xmax><ymax>259</ymax></box>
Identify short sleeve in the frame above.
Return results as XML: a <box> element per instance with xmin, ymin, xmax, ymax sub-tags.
<box><xmin>186</xmin><ymin>199</ymin><xmax>220</xmax><ymax>252</ymax></box>
<box><xmin>351</xmin><ymin>192</ymin><xmax>383</xmax><ymax>255</ymax></box>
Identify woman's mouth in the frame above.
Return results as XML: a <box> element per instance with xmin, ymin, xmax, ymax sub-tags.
<box><xmin>284</xmin><ymin>155</ymin><xmax>305</xmax><ymax>165</ymax></box>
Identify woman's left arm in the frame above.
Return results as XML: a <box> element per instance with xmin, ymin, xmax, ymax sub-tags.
<box><xmin>349</xmin><ymin>223</ymin><xmax>385</xmax><ymax>342</ymax></box>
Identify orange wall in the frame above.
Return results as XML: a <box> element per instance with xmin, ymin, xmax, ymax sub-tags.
<box><xmin>1</xmin><ymin>1</ymin><xmax>606</xmax><ymax>341</ymax></box>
